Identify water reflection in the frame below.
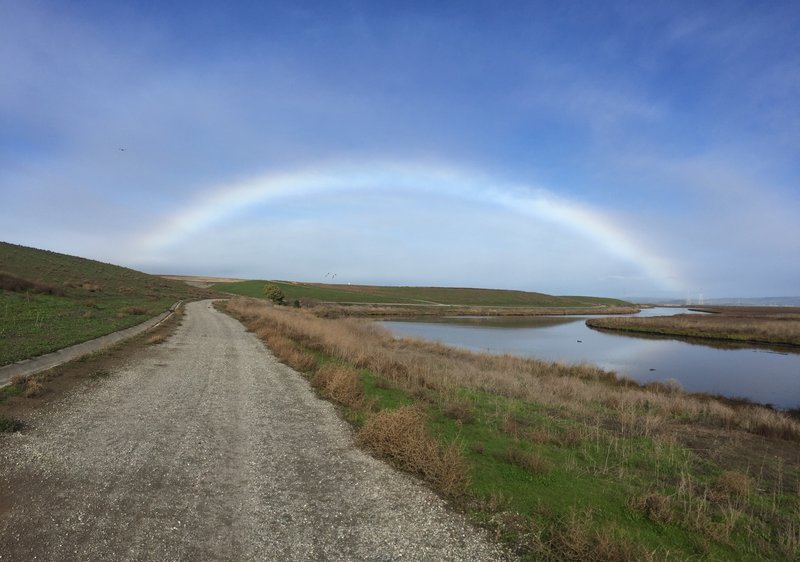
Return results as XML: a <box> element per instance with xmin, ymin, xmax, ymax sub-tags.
<box><xmin>381</xmin><ymin>308</ymin><xmax>800</xmax><ymax>409</ymax></box>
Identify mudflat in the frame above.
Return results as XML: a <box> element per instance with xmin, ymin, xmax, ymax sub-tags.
<box><xmin>0</xmin><ymin>300</ymin><xmax>509</xmax><ymax>561</ymax></box>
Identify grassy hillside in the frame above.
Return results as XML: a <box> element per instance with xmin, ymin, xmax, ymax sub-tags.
<box><xmin>213</xmin><ymin>280</ymin><xmax>632</xmax><ymax>308</ymax></box>
<box><xmin>0</xmin><ymin>241</ymin><xmax>212</xmax><ymax>365</ymax></box>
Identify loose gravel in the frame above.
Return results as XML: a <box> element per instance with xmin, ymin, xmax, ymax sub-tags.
<box><xmin>0</xmin><ymin>300</ymin><xmax>512</xmax><ymax>561</ymax></box>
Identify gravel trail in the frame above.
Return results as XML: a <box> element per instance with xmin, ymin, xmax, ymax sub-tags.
<box><xmin>0</xmin><ymin>300</ymin><xmax>510</xmax><ymax>561</ymax></box>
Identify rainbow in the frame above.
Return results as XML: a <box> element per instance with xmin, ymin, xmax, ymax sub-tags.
<box><xmin>138</xmin><ymin>161</ymin><xmax>684</xmax><ymax>291</ymax></box>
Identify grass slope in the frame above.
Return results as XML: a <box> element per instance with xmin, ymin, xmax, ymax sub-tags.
<box><xmin>214</xmin><ymin>280</ymin><xmax>632</xmax><ymax>308</ymax></box>
<box><xmin>0</xmin><ymin>241</ymin><xmax>211</xmax><ymax>365</ymax></box>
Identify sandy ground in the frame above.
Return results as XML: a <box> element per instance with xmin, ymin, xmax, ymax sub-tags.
<box><xmin>0</xmin><ymin>300</ymin><xmax>510</xmax><ymax>561</ymax></box>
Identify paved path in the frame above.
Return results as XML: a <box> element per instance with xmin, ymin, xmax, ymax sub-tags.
<box><xmin>0</xmin><ymin>302</ymin><xmax>180</xmax><ymax>386</ymax></box>
<box><xmin>0</xmin><ymin>300</ymin><xmax>510</xmax><ymax>561</ymax></box>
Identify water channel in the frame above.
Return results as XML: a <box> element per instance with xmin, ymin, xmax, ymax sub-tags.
<box><xmin>381</xmin><ymin>308</ymin><xmax>800</xmax><ymax>409</ymax></box>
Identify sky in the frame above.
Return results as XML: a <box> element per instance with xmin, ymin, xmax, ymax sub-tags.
<box><xmin>1</xmin><ymin>0</ymin><xmax>799</xmax><ymax>299</ymax></box>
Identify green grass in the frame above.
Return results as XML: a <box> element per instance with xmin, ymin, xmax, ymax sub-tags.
<box><xmin>348</xmin><ymin>376</ymin><xmax>790</xmax><ymax>559</ymax></box>
<box><xmin>242</xmin><ymin>308</ymin><xmax>799</xmax><ymax>561</ymax></box>
<box><xmin>0</xmin><ymin>241</ymin><xmax>211</xmax><ymax>365</ymax></box>
<box><xmin>213</xmin><ymin>279</ymin><xmax>632</xmax><ymax>308</ymax></box>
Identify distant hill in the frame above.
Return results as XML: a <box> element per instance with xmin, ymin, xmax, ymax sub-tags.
<box><xmin>212</xmin><ymin>280</ymin><xmax>633</xmax><ymax>308</ymax></box>
<box><xmin>637</xmin><ymin>296</ymin><xmax>800</xmax><ymax>307</ymax></box>
<box><xmin>0</xmin><ymin>241</ymin><xmax>212</xmax><ymax>365</ymax></box>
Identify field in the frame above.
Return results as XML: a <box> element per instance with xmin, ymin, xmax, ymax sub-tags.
<box><xmin>586</xmin><ymin>307</ymin><xmax>800</xmax><ymax>348</ymax></box>
<box><xmin>213</xmin><ymin>280</ymin><xmax>635</xmax><ymax>313</ymax></box>
<box><xmin>223</xmin><ymin>297</ymin><xmax>800</xmax><ymax>561</ymax></box>
<box><xmin>0</xmin><ymin>242</ymin><xmax>213</xmax><ymax>365</ymax></box>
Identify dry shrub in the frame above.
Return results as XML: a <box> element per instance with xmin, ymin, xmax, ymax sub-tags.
<box><xmin>284</xmin><ymin>348</ymin><xmax>317</xmax><ymax>372</ymax></box>
<box><xmin>256</xmin><ymin>328</ymin><xmax>317</xmax><ymax>372</ymax></box>
<box><xmin>499</xmin><ymin>447</ymin><xmax>551</xmax><ymax>475</ymax></box>
<box><xmin>526</xmin><ymin>427</ymin><xmax>554</xmax><ymax>445</ymax></box>
<box><xmin>120</xmin><ymin>305</ymin><xmax>147</xmax><ymax>316</ymax></box>
<box><xmin>501</xmin><ymin>416</ymin><xmax>523</xmax><ymax>438</ymax></box>
<box><xmin>359</xmin><ymin>405</ymin><xmax>468</xmax><ymax>496</ymax></box>
<box><xmin>549</xmin><ymin>511</ymin><xmax>653</xmax><ymax>562</ymax></box>
<box><xmin>146</xmin><ymin>334</ymin><xmax>167</xmax><ymax>345</ymax></box>
<box><xmin>313</xmin><ymin>364</ymin><xmax>363</xmax><ymax>407</ymax></box>
<box><xmin>715</xmin><ymin>470</ymin><xmax>751</xmax><ymax>498</ymax></box>
<box><xmin>23</xmin><ymin>378</ymin><xmax>46</xmax><ymax>398</ymax></box>
<box><xmin>7</xmin><ymin>374</ymin><xmax>47</xmax><ymax>398</ymax></box>
<box><xmin>619</xmin><ymin>412</ymin><xmax>662</xmax><ymax>438</ymax></box>
<box><xmin>627</xmin><ymin>492</ymin><xmax>672</xmax><ymax>524</ymax></box>
<box><xmin>558</xmin><ymin>426</ymin><xmax>584</xmax><ymax>447</ymax></box>
<box><xmin>443</xmin><ymin>398</ymin><xmax>475</xmax><ymax>424</ymax></box>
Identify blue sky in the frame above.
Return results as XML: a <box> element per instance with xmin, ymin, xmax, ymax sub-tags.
<box><xmin>1</xmin><ymin>1</ymin><xmax>798</xmax><ymax>299</ymax></box>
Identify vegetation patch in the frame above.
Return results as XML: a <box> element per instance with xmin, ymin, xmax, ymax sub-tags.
<box><xmin>223</xmin><ymin>297</ymin><xmax>800</xmax><ymax>561</ymax></box>
<box><xmin>0</xmin><ymin>414</ymin><xmax>24</xmax><ymax>432</ymax></box>
<box><xmin>213</xmin><ymin>279</ymin><xmax>634</xmax><ymax>310</ymax></box>
<box><xmin>0</xmin><ymin>241</ymin><xmax>214</xmax><ymax>365</ymax></box>
<box><xmin>0</xmin><ymin>301</ymin><xmax>185</xmax><ymax>433</ymax></box>
<box><xmin>587</xmin><ymin>307</ymin><xmax>800</xmax><ymax>348</ymax></box>
<box><xmin>359</xmin><ymin>405</ymin><xmax>469</xmax><ymax>497</ymax></box>
<box><xmin>0</xmin><ymin>271</ymin><xmax>64</xmax><ymax>295</ymax></box>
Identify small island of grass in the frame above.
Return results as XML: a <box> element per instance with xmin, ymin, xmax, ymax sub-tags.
<box><xmin>586</xmin><ymin>306</ymin><xmax>800</xmax><ymax>348</ymax></box>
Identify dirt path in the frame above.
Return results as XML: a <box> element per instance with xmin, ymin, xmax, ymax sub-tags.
<box><xmin>0</xmin><ymin>300</ymin><xmax>510</xmax><ymax>561</ymax></box>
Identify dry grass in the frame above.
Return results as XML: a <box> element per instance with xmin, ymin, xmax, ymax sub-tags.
<box><xmin>312</xmin><ymin>364</ymin><xmax>364</xmax><ymax>407</ymax></box>
<box><xmin>359</xmin><ymin>405</ymin><xmax>469</xmax><ymax>496</ymax></box>
<box><xmin>119</xmin><ymin>305</ymin><xmax>147</xmax><ymax>316</ymax></box>
<box><xmin>22</xmin><ymin>378</ymin><xmax>46</xmax><ymax>398</ymax></box>
<box><xmin>498</xmin><ymin>447</ymin><xmax>551</xmax><ymax>475</ymax></box>
<box><xmin>313</xmin><ymin>303</ymin><xmax>641</xmax><ymax>319</ymax></box>
<box><xmin>7</xmin><ymin>374</ymin><xmax>47</xmax><ymax>398</ymax></box>
<box><xmin>225</xmin><ymin>297</ymin><xmax>800</xmax><ymax>442</ymax></box>
<box><xmin>0</xmin><ymin>271</ymin><xmax>65</xmax><ymax>296</ymax></box>
<box><xmin>715</xmin><ymin>470</ymin><xmax>751</xmax><ymax>498</ymax></box>
<box><xmin>546</xmin><ymin>509</ymin><xmax>656</xmax><ymax>562</ymax></box>
<box><xmin>441</xmin><ymin>396</ymin><xmax>475</xmax><ymax>424</ymax></box>
<box><xmin>627</xmin><ymin>491</ymin><xmax>673</xmax><ymax>524</ymax></box>
<box><xmin>222</xmin><ymin>297</ymin><xmax>800</xmax><ymax>560</ymax></box>
<box><xmin>587</xmin><ymin>308</ymin><xmax>800</xmax><ymax>347</ymax></box>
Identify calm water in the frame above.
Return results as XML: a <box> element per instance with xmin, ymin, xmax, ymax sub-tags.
<box><xmin>381</xmin><ymin>308</ymin><xmax>800</xmax><ymax>409</ymax></box>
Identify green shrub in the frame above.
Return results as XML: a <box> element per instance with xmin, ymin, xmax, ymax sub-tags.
<box><xmin>263</xmin><ymin>283</ymin><xmax>286</xmax><ymax>305</ymax></box>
